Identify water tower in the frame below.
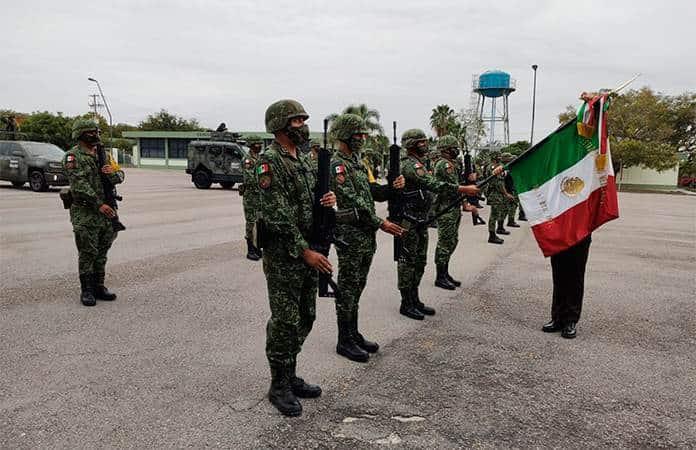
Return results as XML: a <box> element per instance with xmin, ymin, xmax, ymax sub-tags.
<box><xmin>473</xmin><ymin>70</ymin><xmax>516</xmax><ymax>150</ymax></box>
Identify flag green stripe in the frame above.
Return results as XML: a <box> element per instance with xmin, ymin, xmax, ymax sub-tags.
<box><xmin>509</xmin><ymin>121</ymin><xmax>599</xmax><ymax>193</ymax></box>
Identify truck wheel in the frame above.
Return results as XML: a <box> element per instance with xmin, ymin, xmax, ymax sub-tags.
<box><xmin>29</xmin><ymin>170</ymin><xmax>48</xmax><ymax>192</ymax></box>
<box><xmin>11</xmin><ymin>181</ymin><xmax>24</xmax><ymax>188</ymax></box>
<box><xmin>193</xmin><ymin>170</ymin><xmax>212</xmax><ymax>189</ymax></box>
<box><xmin>220</xmin><ymin>182</ymin><xmax>234</xmax><ymax>189</ymax></box>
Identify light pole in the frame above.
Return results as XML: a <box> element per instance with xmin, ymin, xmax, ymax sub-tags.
<box><xmin>530</xmin><ymin>64</ymin><xmax>538</xmax><ymax>145</ymax></box>
<box><xmin>87</xmin><ymin>77</ymin><xmax>113</xmax><ymax>147</ymax></box>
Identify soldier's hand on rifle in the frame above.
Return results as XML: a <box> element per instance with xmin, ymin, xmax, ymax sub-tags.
<box><xmin>458</xmin><ymin>185</ymin><xmax>479</xmax><ymax>196</ymax></box>
<box><xmin>467</xmin><ymin>172</ymin><xmax>477</xmax><ymax>182</ymax></box>
<box><xmin>492</xmin><ymin>165</ymin><xmax>505</xmax><ymax>176</ymax></box>
<box><xmin>302</xmin><ymin>248</ymin><xmax>333</xmax><ymax>273</ymax></box>
<box><xmin>320</xmin><ymin>191</ymin><xmax>336</xmax><ymax>208</ymax></box>
<box><xmin>99</xmin><ymin>204</ymin><xmax>117</xmax><ymax>219</ymax></box>
<box><xmin>101</xmin><ymin>165</ymin><xmax>114</xmax><ymax>174</ymax></box>
<box><xmin>463</xmin><ymin>202</ymin><xmax>478</xmax><ymax>213</ymax></box>
<box><xmin>392</xmin><ymin>175</ymin><xmax>405</xmax><ymax>190</ymax></box>
<box><xmin>380</xmin><ymin>219</ymin><xmax>405</xmax><ymax>236</ymax></box>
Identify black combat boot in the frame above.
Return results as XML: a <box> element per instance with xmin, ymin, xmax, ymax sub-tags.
<box><xmin>336</xmin><ymin>320</ymin><xmax>369</xmax><ymax>362</ymax></box>
<box><xmin>94</xmin><ymin>272</ymin><xmax>117</xmax><ymax>301</ymax></box>
<box><xmin>445</xmin><ymin>262</ymin><xmax>461</xmax><ymax>287</ymax></box>
<box><xmin>507</xmin><ymin>219</ymin><xmax>521</xmax><ymax>228</ymax></box>
<box><xmin>474</xmin><ymin>214</ymin><xmax>486</xmax><ymax>226</ymax></box>
<box><xmin>268</xmin><ymin>366</ymin><xmax>302</xmax><ymax>417</ymax></box>
<box><xmin>518</xmin><ymin>209</ymin><xmax>528</xmax><ymax>221</ymax></box>
<box><xmin>435</xmin><ymin>265</ymin><xmax>456</xmax><ymax>290</ymax></box>
<box><xmin>79</xmin><ymin>273</ymin><xmax>96</xmax><ymax>307</ymax></box>
<box><xmin>246</xmin><ymin>239</ymin><xmax>261</xmax><ymax>261</ymax></box>
<box><xmin>496</xmin><ymin>222</ymin><xmax>510</xmax><ymax>235</ymax></box>
<box><xmin>352</xmin><ymin>317</ymin><xmax>379</xmax><ymax>353</ymax></box>
<box><xmin>399</xmin><ymin>288</ymin><xmax>424</xmax><ymax>320</ymax></box>
<box><xmin>289</xmin><ymin>362</ymin><xmax>322</xmax><ymax>398</ymax></box>
<box><xmin>412</xmin><ymin>287</ymin><xmax>435</xmax><ymax>316</ymax></box>
<box><xmin>488</xmin><ymin>232</ymin><xmax>504</xmax><ymax>244</ymax></box>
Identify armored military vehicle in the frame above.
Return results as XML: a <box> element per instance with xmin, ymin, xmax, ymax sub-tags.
<box><xmin>186</xmin><ymin>131</ymin><xmax>248</xmax><ymax>189</ymax></box>
<box><xmin>0</xmin><ymin>140</ymin><xmax>69</xmax><ymax>191</ymax></box>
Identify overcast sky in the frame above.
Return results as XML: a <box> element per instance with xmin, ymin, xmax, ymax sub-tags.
<box><xmin>2</xmin><ymin>0</ymin><xmax>694</xmax><ymax>142</ymax></box>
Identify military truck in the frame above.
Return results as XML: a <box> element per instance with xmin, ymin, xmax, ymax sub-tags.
<box><xmin>186</xmin><ymin>131</ymin><xmax>248</xmax><ymax>189</ymax></box>
<box><xmin>0</xmin><ymin>140</ymin><xmax>69</xmax><ymax>191</ymax></box>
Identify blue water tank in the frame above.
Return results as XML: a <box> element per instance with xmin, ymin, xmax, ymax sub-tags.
<box><xmin>476</xmin><ymin>70</ymin><xmax>514</xmax><ymax>98</ymax></box>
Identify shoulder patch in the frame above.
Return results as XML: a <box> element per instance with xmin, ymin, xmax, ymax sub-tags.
<box><xmin>257</xmin><ymin>163</ymin><xmax>270</xmax><ymax>175</ymax></box>
<box><xmin>334</xmin><ymin>164</ymin><xmax>346</xmax><ymax>174</ymax></box>
<box><xmin>65</xmin><ymin>154</ymin><xmax>77</xmax><ymax>169</ymax></box>
<box><xmin>414</xmin><ymin>162</ymin><xmax>424</xmax><ymax>169</ymax></box>
<box><xmin>244</xmin><ymin>158</ymin><xmax>252</xmax><ymax>169</ymax></box>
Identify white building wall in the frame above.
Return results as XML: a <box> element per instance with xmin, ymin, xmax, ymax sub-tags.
<box><xmin>619</xmin><ymin>165</ymin><xmax>679</xmax><ymax>187</ymax></box>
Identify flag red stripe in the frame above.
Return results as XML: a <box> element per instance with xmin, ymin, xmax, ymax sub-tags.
<box><xmin>531</xmin><ymin>176</ymin><xmax>619</xmax><ymax>257</ymax></box>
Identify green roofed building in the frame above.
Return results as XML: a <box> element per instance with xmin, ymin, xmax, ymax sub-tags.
<box><xmin>122</xmin><ymin>130</ymin><xmax>324</xmax><ymax>168</ymax></box>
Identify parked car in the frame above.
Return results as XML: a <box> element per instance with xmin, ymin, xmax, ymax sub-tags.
<box><xmin>0</xmin><ymin>141</ymin><xmax>68</xmax><ymax>191</ymax></box>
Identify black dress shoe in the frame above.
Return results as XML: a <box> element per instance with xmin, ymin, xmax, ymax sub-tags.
<box><xmin>561</xmin><ymin>322</ymin><xmax>577</xmax><ymax>339</ymax></box>
<box><xmin>542</xmin><ymin>320</ymin><xmax>562</xmax><ymax>333</ymax></box>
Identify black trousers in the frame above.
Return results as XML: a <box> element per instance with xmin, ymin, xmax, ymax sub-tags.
<box><xmin>550</xmin><ymin>235</ymin><xmax>592</xmax><ymax>324</ymax></box>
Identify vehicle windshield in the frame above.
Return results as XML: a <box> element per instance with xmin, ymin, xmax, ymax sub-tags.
<box><xmin>22</xmin><ymin>142</ymin><xmax>66</xmax><ymax>159</ymax></box>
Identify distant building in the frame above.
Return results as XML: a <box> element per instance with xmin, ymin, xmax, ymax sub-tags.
<box><xmin>618</xmin><ymin>165</ymin><xmax>679</xmax><ymax>190</ymax></box>
<box><xmin>122</xmin><ymin>130</ymin><xmax>323</xmax><ymax>168</ymax></box>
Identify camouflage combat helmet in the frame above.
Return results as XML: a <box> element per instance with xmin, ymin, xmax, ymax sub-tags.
<box><xmin>330</xmin><ymin>113</ymin><xmax>369</xmax><ymax>142</ymax></box>
<box><xmin>401</xmin><ymin>128</ymin><xmax>427</xmax><ymax>149</ymax></box>
<box><xmin>436</xmin><ymin>135</ymin><xmax>458</xmax><ymax>150</ymax></box>
<box><xmin>501</xmin><ymin>152</ymin><xmax>514</xmax><ymax>163</ymax></box>
<box><xmin>246</xmin><ymin>135</ymin><xmax>264</xmax><ymax>145</ymax></box>
<box><xmin>72</xmin><ymin>117</ymin><xmax>99</xmax><ymax>140</ymax></box>
<box><xmin>489</xmin><ymin>150</ymin><xmax>502</xmax><ymax>161</ymax></box>
<box><xmin>264</xmin><ymin>99</ymin><xmax>309</xmax><ymax>133</ymax></box>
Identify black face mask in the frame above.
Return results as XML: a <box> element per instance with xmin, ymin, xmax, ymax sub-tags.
<box><xmin>82</xmin><ymin>133</ymin><xmax>101</xmax><ymax>145</ymax></box>
<box><xmin>415</xmin><ymin>142</ymin><xmax>428</xmax><ymax>157</ymax></box>
<box><xmin>348</xmin><ymin>136</ymin><xmax>366</xmax><ymax>153</ymax></box>
<box><xmin>250</xmin><ymin>144</ymin><xmax>262</xmax><ymax>154</ymax></box>
<box><xmin>286</xmin><ymin>124</ymin><xmax>310</xmax><ymax>146</ymax></box>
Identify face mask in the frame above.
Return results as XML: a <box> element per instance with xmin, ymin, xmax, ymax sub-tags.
<box><xmin>348</xmin><ymin>136</ymin><xmax>366</xmax><ymax>152</ymax></box>
<box><xmin>82</xmin><ymin>133</ymin><xmax>101</xmax><ymax>145</ymax></box>
<box><xmin>250</xmin><ymin>144</ymin><xmax>262</xmax><ymax>154</ymax></box>
<box><xmin>286</xmin><ymin>124</ymin><xmax>309</xmax><ymax>146</ymax></box>
<box><xmin>415</xmin><ymin>141</ymin><xmax>428</xmax><ymax>157</ymax></box>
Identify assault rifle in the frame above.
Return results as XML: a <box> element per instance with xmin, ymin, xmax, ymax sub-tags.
<box><xmin>387</xmin><ymin>121</ymin><xmax>403</xmax><ymax>262</ymax></box>
<box><xmin>96</xmin><ymin>144</ymin><xmax>126</xmax><ymax>232</ymax></box>
<box><xmin>310</xmin><ymin>119</ymin><xmax>342</xmax><ymax>297</ymax></box>
<box><xmin>462</xmin><ymin>150</ymin><xmax>486</xmax><ymax>226</ymax></box>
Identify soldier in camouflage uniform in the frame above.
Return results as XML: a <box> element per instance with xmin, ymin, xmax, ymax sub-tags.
<box><xmin>397</xmin><ymin>129</ymin><xmax>480</xmax><ymax>320</ymax></box>
<box><xmin>329</xmin><ymin>114</ymin><xmax>405</xmax><ymax>363</ymax></box>
<box><xmin>62</xmin><ymin>118</ymin><xmax>124</xmax><ymax>306</ymax></box>
<box><xmin>484</xmin><ymin>151</ymin><xmax>508</xmax><ymax>244</ymax></box>
<box><xmin>241</xmin><ymin>135</ymin><xmax>264</xmax><ymax>261</ymax></box>
<box><xmin>257</xmin><ymin>99</ymin><xmax>336</xmax><ymax>417</ymax></box>
<box><xmin>433</xmin><ymin>135</ymin><xmax>469</xmax><ymax>290</ymax></box>
<box><xmin>501</xmin><ymin>152</ymin><xmax>521</xmax><ymax>229</ymax></box>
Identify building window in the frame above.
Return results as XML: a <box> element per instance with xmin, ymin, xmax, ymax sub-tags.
<box><xmin>140</xmin><ymin>138</ymin><xmax>165</xmax><ymax>158</ymax></box>
<box><xmin>168</xmin><ymin>139</ymin><xmax>191</xmax><ymax>159</ymax></box>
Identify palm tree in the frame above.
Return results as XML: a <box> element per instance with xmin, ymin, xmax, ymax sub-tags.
<box><xmin>326</xmin><ymin>103</ymin><xmax>384</xmax><ymax>135</ymax></box>
<box><xmin>430</xmin><ymin>104</ymin><xmax>456</xmax><ymax>137</ymax></box>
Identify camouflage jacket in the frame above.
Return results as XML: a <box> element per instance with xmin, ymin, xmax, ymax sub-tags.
<box><xmin>62</xmin><ymin>144</ymin><xmax>124</xmax><ymax>210</ymax></box>
<box><xmin>484</xmin><ymin>165</ymin><xmax>508</xmax><ymax>205</ymax></box>
<box><xmin>433</xmin><ymin>157</ymin><xmax>462</xmax><ymax>208</ymax></box>
<box><xmin>330</xmin><ymin>150</ymin><xmax>388</xmax><ymax>234</ymax></box>
<box><xmin>257</xmin><ymin>142</ymin><xmax>317</xmax><ymax>259</ymax></box>
<box><xmin>241</xmin><ymin>151</ymin><xmax>261</xmax><ymax>200</ymax></box>
<box><xmin>400</xmin><ymin>154</ymin><xmax>458</xmax><ymax>220</ymax></box>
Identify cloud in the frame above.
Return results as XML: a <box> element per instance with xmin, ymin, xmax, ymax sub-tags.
<box><xmin>2</xmin><ymin>0</ymin><xmax>694</xmax><ymax>141</ymax></box>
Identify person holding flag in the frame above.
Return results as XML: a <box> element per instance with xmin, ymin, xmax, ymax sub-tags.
<box><xmin>504</xmin><ymin>90</ymin><xmax>619</xmax><ymax>339</ymax></box>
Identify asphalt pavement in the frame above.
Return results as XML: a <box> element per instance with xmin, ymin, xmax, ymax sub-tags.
<box><xmin>1</xmin><ymin>169</ymin><xmax>694</xmax><ymax>448</ymax></box>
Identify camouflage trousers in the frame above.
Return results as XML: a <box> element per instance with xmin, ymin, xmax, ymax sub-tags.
<box><xmin>397</xmin><ymin>220</ymin><xmax>428</xmax><ymax>290</ymax></box>
<box><xmin>504</xmin><ymin>198</ymin><xmax>518</xmax><ymax>224</ymax></box>
<box><xmin>243</xmin><ymin>198</ymin><xmax>258</xmax><ymax>241</ymax></box>
<box><xmin>71</xmin><ymin>209</ymin><xmax>115</xmax><ymax>276</ymax></box>
<box><xmin>336</xmin><ymin>230</ymin><xmax>377</xmax><ymax>323</ymax></box>
<box><xmin>434</xmin><ymin>209</ymin><xmax>461</xmax><ymax>266</ymax></box>
<box><xmin>263</xmin><ymin>247</ymin><xmax>317</xmax><ymax>371</ymax></box>
<box><xmin>488</xmin><ymin>204</ymin><xmax>507</xmax><ymax>233</ymax></box>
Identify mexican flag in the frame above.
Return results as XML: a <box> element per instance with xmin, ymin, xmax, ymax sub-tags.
<box><xmin>508</xmin><ymin>94</ymin><xmax>619</xmax><ymax>257</ymax></box>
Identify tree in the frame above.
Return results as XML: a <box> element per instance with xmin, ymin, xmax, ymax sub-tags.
<box><xmin>429</xmin><ymin>104</ymin><xmax>456</xmax><ymax>137</ymax></box>
<box><xmin>19</xmin><ymin>111</ymin><xmax>74</xmax><ymax>149</ymax></box>
<box><xmin>326</xmin><ymin>103</ymin><xmax>383</xmax><ymax>135</ymax></box>
<box><xmin>558</xmin><ymin>88</ymin><xmax>694</xmax><ymax>172</ymax></box>
<box><xmin>501</xmin><ymin>140</ymin><xmax>530</xmax><ymax>156</ymax></box>
<box><xmin>138</xmin><ymin>109</ymin><xmax>204</xmax><ymax>131</ymax></box>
